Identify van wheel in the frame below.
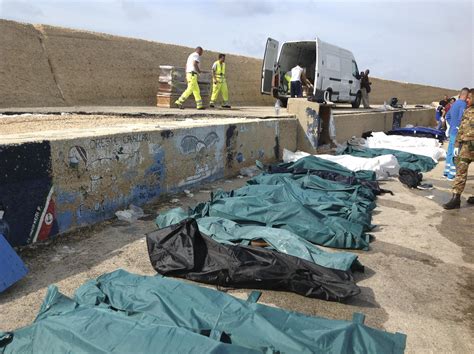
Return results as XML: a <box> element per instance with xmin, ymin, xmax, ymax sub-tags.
<box><xmin>351</xmin><ymin>92</ymin><xmax>361</xmax><ymax>108</ymax></box>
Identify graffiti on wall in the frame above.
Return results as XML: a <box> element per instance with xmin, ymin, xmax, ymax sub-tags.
<box><xmin>305</xmin><ymin>107</ymin><xmax>321</xmax><ymax>149</ymax></box>
<box><xmin>225</xmin><ymin>125</ymin><xmax>238</xmax><ymax>168</ymax></box>
<box><xmin>392</xmin><ymin>111</ymin><xmax>404</xmax><ymax>130</ymax></box>
<box><xmin>55</xmin><ymin>133</ymin><xmax>164</xmax><ymax>230</ymax></box>
<box><xmin>0</xmin><ymin>142</ymin><xmax>59</xmax><ymax>247</ymax></box>
<box><xmin>176</xmin><ymin>128</ymin><xmax>224</xmax><ymax>186</ymax></box>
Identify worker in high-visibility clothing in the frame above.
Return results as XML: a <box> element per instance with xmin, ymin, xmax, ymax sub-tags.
<box><xmin>284</xmin><ymin>71</ymin><xmax>292</xmax><ymax>94</ymax></box>
<box><xmin>210</xmin><ymin>54</ymin><xmax>231</xmax><ymax>109</ymax></box>
<box><xmin>175</xmin><ymin>46</ymin><xmax>205</xmax><ymax>110</ymax></box>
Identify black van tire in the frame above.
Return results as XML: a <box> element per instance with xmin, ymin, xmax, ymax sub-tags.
<box><xmin>351</xmin><ymin>92</ymin><xmax>361</xmax><ymax>108</ymax></box>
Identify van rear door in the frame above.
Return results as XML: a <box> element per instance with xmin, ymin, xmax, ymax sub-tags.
<box><xmin>261</xmin><ymin>38</ymin><xmax>279</xmax><ymax>95</ymax></box>
<box><xmin>314</xmin><ymin>39</ymin><xmax>320</xmax><ymax>94</ymax></box>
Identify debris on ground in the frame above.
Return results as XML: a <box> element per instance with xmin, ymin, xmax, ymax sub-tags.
<box><xmin>239</xmin><ymin>166</ymin><xmax>260</xmax><ymax>177</ymax></box>
<box><xmin>115</xmin><ymin>204</ymin><xmax>145</xmax><ymax>223</ymax></box>
<box><xmin>183</xmin><ymin>189</ymin><xmax>194</xmax><ymax>198</ymax></box>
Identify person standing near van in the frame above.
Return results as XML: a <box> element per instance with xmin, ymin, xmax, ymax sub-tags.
<box><xmin>175</xmin><ymin>47</ymin><xmax>204</xmax><ymax>110</ymax></box>
<box><xmin>210</xmin><ymin>54</ymin><xmax>231</xmax><ymax>109</ymax></box>
<box><xmin>444</xmin><ymin>87</ymin><xmax>469</xmax><ymax>180</ymax></box>
<box><xmin>360</xmin><ymin>69</ymin><xmax>372</xmax><ymax>109</ymax></box>
<box><xmin>284</xmin><ymin>71</ymin><xmax>292</xmax><ymax>94</ymax></box>
<box><xmin>290</xmin><ymin>63</ymin><xmax>313</xmax><ymax>98</ymax></box>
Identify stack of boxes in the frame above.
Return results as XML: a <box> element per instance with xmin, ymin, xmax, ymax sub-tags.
<box><xmin>157</xmin><ymin>65</ymin><xmax>212</xmax><ymax>108</ymax></box>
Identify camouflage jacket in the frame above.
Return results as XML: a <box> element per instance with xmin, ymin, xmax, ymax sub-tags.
<box><xmin>455</xmin><ymin>106</ymin><xmax>474</xmax><ymax>145</ymax></box>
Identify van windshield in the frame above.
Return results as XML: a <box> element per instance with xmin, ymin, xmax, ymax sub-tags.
<box><xmin>278</xmin><ymin>41</ymin><xmax>316</xmax><ymax>96</ymax></box>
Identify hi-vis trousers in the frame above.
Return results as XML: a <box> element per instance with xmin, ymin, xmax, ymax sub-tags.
<box><xmin>210</xmin><ymin>77</ymin><xmax>229</xmax><ymax>105</ymax></box>
<box><xmin>175</xmin><ymin>73</ymin><xmax>203</xmax><ymax>108</ymax></box>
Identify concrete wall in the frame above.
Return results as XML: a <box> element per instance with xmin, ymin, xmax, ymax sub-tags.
<box><xmin>0</xmin><ymin>19</ymin><xmax>458</xmax><ymax>108</ymax></box>
<box><xmin>332</xmin><ymin>109</ymin><xmax>436</xmax><ymax>143</ymax></box>
<box><xmin>287</xmin><ymin>99</ymin><xmax>436</xmax><ymax>150</ymax></box>
<box><xmin>0</xmin><ymin>20</ymin><xmax>64</xmax><ymax>107</ymax></box>
<box><xmin>370</xmin><ymin>78</ymin><xmax>458</xmax><ymax>105</ymax></box>
<box><xmin>0</xmin><ymin>118</ymin><xmax>297</xmax><ymax>247</ymax></box>
<box><xmin>286</xmin><ymin>99</ymin><xmax>332</xmax><ymax>153</ymax></box>
<box><xmin>0</xmin><ymin>19</ymin><xmax>273</xmax><ymax>108</ymax></box>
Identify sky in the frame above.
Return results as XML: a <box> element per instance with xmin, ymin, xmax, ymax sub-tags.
<box><xmin>1</xmin><ymin>0</ymin><xmax>472</xmax><ymax>89</ymax></box>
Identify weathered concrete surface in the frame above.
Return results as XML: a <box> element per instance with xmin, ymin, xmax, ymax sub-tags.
<box><xmin>0</xmin><ymin>114</ymin><xmax>296</xmax><ymax>246</ymax></box>
<box><xmin>0</xmin><ymin>19</ymin><xmax>65</xmax><ymax>106</ymax></box>
<box><xmin>0</xmin><ymin>105</ymin><xmax>292</xmax><ymax>118</ymax></box>
<box><xmin>0</xmin><ymin>19</ymin><xmax>458</xmax><ymax>108</ymax></box>
<box><xmin>332</xmin><ymin>107</ymin><xmax>436</xmax><ymax>143</ymax></box>
<box><xmin>286</xmin><ymin>99</ymin><xmax>333</xmax><ymax>152</ymax></box>
<box><xmin>0</xmin><ymin>19</ymin><xmax>273</xmax><ymax>107</ymax></box>
<box><xmin>0</xmin><ymin>106</ymin><xmax>293</xmax><ymax>143</ymax></box>
<box><xmin>0</xmin><ymin>159</ymin><xmax>472</xmax><ymax>353</ymax></box>
<box><xmin>287</xmin><ymin>98</ymin><xmax>437</xmax><ymax>148</ymax></box>
<box><xmin>370</xmin><ymin>77</ymin><xmax>459</xmax><ymax>105</ymax></box>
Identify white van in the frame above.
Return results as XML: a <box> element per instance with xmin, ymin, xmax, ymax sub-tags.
<box><xmin>261</xmin><ymin>37</ymin><xmax>362</xmax><ymax>107</ymax></box>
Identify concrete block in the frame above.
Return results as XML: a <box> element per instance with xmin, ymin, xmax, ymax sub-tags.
<box><xmin>287</xmin><ymin>98</ymin><xmax>332</xmax><ymax>152</ymax></box>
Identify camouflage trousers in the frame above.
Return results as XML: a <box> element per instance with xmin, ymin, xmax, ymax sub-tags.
<box><xmin>453</xmin><ymin>141</ymin><xmax>474</xmax><ymax>194</ymax></box>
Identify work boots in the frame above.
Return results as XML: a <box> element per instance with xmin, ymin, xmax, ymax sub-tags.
<box><xmin>443</xmin><ymin>193</ymin><xmax>461</xmax><ymax>210</ymax></box>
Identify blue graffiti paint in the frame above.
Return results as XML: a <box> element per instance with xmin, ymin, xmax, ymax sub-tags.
<box><xmin>236</xmin><ymin>152</ymin><xmax>244</xmax><ymax>163</ymax></box>
<box><xmin>55</xmin><ymin>145</ymin><xmax>166</xmax><ymax>230</ymax></box>
<box><xmin>166</xmin><ymin>169</ymin><xmax>225</xmax><ymax>195</ymax></box>
<box><xmin>75</xmin><ymin>198</ymin><xmax>125</xmax><ymax>227</ymax></box>
<box><xmin>56</xmin><ymin>210</ymin><xmax>73</xmax><ymax>232</ymax></box>
<box><xmin>55</xmin><ymin>191</ymin><xmax>78</xmax><ymax>205</ymax></box>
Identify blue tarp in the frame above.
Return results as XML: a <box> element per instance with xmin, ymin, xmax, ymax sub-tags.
<box><xmin>387</xmin><ymin>127</ymin><xmax>446</xmax><ymax>142</ymax></box>
<box><xmin>0</xmin><ymin>234</ymin><xmax>28</xmax><ymax>293</ymax></box>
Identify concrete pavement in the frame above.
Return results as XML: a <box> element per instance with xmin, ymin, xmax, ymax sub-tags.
<box><xmin>0</xmin><ymin>157</ymin><xmax>472</xmax><ymax>353</ymax></box>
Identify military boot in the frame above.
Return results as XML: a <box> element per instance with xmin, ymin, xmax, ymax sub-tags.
<box><xmin>443</xmin><ymin>193</ymin><xmax>461</xmax><ymax>210</ymax></box>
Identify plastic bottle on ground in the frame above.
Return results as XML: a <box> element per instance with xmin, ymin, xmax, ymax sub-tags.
<box><xmin>274</xmin><ymin>99</ymin><xmax>281</xmax><ymax>116</ymax></box>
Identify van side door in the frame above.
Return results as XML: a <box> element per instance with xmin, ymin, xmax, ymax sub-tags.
<box><xmin>261</xmin><ymin>38</ymin><xmax>279</xmax><ymax>95</ymax></box>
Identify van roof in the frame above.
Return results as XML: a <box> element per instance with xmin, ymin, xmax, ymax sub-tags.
<box><xmin>282</xmin><ymin>38</ymin><xmax>354</xmax><ymax>57</ymax></box>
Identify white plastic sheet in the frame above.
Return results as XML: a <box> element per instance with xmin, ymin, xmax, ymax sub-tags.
<box><xmin>365</xmin><ymin>132</ymin><xmax>446</xmax><ymax>162</ymax></box>
<box><xmin>282</xmin><ymin>149</ymin><xmax>400</xmax><ymax>180</ymax></box>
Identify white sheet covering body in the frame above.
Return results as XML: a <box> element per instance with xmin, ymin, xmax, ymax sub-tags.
<box><xmin>282</xmin><ymin>149</ymin><xmax>400</xmax><ymax>180</ymax></box>
<box><xmin>365</xmin><ymin>132</ymin><xmax>446</xmax><ymax>162</ymax></box>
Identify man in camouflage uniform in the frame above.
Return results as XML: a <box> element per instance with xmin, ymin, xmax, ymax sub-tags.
<box><xmin>443</xmin><ymin>88</ymin><xmax>474</xmax><ymax>209</ymax></box>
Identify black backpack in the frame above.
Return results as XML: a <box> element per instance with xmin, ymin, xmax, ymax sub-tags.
<box><xmin>398</xmin><ymin>168</ymin><xmax>422</xmax><ymax>188</ymax></box>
